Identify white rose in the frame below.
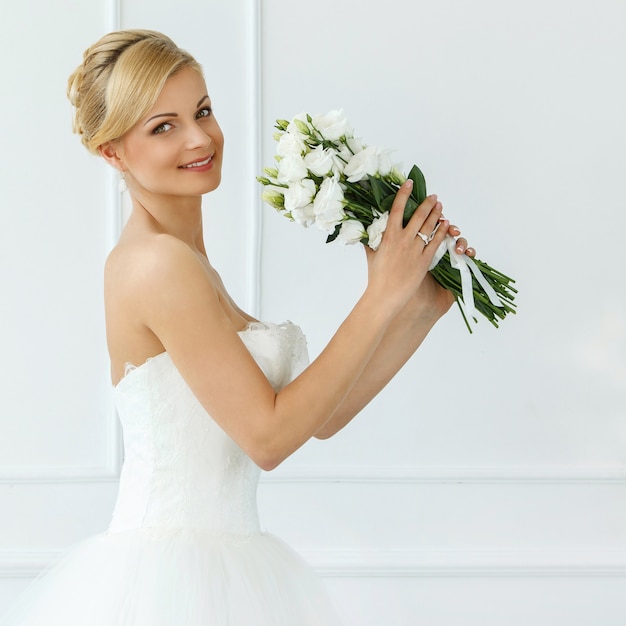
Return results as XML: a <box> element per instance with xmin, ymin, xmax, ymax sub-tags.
<box><xmin>375</xmin><ymin>147</ymin><xmax>396</xmax><ymax>177</ymax></box>
<box><xmin>345</xmin><ymin>136</ymin><xmax>364</xmax><ymax>154</ymax></box>
<box><xmin>366</xmin><ymin>212</ymin><xmax>389</xmax><ymax>250</ymax></box>
<box><xmin>343</xmin><ymin>146</ymin><xmax>380</xmax><ymax>182</ymax></box>
<box><xmin>332</xmin><ymin>136</ymin><xmax>364</xmax><ymax>175</ymax></box>
<box><xmin>277</xmin><ymin>154</ymin><xmax>308</xmax><ymax>183</ymax></box>
<box><xmin>303</xmin><ymin>145</ymin><xmax>336</xmax><ymax>177</ymax></box>
<box><xmin>313</xmin><ymin>176</ymin><xmax>346</xmax><ymax>232</ymax></box>
<box><xmin>276</xmin><ymin>132</ymin><xmax>305</xmax><ymax>158</ymax></box>
<box><xmin>283</xmin><ymin>179</ymin><xmax>316</xmax><ymax>212</ymax></box>
<box><xmin>291</xmin><ymin>204</ymin><xmax>316</xmax><ymax>227</ymax></box>
<box><xmin>312</xmin><ymin>109</ymin><xmax>351</xmax><ymax>140</ymax></box>
<box><xmin>336</xmin><ymin>219</ymin><xmax>366</xmax><ymax>245</ymax></box>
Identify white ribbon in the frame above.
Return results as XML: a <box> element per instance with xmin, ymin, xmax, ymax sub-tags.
<box><xmin>428</xmin><ymin>235</ymin><xmax>502</xmax><ymax>320</ymax></box>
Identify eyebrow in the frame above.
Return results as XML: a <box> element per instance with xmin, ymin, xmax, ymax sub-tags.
<box><xmin>143</xmin><ymin>95</ymin><xmax>210</xmax><ymax>126</ymax></box>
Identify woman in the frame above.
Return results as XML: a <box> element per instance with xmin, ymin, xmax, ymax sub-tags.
<box><xmin>0</xmin><ymin>29</ymin><xmax>474</xmax><ymax>625</ymax></box>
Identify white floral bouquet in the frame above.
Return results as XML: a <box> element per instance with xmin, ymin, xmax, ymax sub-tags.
<box><xmin>257</xmin><ymin>110</ymin><xmax>516</xmax><ymax>332</ymax></box>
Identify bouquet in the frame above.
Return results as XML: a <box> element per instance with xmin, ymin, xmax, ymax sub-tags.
<box><xmin>257</xmin><ymin>110</ymin><xmax>516</xmax><ymax>332</ymax></box>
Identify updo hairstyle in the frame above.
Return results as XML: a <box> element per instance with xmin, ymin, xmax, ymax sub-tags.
<box><xmin>67</xmin><ymin>29</ymin><xmax>202</xmax><ymax>154</ymax></box>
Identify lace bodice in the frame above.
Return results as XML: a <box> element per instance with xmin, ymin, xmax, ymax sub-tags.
<box><xmin>108</xmin><ymin>322</ymin><xmax>308</xmax><ymax>536</ymax></box>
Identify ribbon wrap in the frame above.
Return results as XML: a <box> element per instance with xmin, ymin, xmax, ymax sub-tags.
<box><xmin>428</xmin><ymin>235</ymin><xmax>502</xmax><ymax>319</ymax></box>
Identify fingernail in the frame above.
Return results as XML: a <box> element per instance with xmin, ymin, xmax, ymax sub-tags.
<box><xmin>404</xmin><ymin>179</ymin><xmax>413</xmax><ymax>189</ymax></box>
<box><xmin>428</xmin><ymin>194</ymin><xmax>437</xmax><ymax>201</ymax></box>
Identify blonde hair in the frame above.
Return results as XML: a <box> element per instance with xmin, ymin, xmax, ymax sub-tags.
<box><xmin>67</xmin><ymin>29</ymin><xmax>202</xmax><ymax>154</ymax></box>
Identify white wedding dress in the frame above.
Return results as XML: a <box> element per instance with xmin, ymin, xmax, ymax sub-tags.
<box><xmin>0</xmin><ymin>322</ymin><xmax>343</xmax><ymax>625</ymax></box>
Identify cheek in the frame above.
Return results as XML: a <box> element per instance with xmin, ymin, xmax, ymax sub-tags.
<box><xmin>130</xmin><ymin>144</ymin><xmax>176</xmax><ymax>173</ymax></box>
<box><xmin>211</xmin><ymin>123</ymin><xmax>224</xmax><ymax>148</ymax></box>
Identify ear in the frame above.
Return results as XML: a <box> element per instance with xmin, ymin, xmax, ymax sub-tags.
<box><xmin>98</xmin><ymin>141</ymin><xmax>125</xmax><ymax>172</ymax></box>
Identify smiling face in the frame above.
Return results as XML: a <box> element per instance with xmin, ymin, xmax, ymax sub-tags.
<box><xmin>105</xmin><ymin>66</ymin><xmax>224</xmax><ymax>199</ymax></box>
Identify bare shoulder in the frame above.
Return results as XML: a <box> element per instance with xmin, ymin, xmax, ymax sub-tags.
<box><xmin>106</xmin><ymin>231</ymin><xmax>226</xmax><ymax>327</ymax></box>
<box><xmin>105</xmin><ymin>232</ymin><xmax>225</xmax><ymax>382</ymax></box>
<box><xmin>106</xmin><ymin>232</ymin><xmax>204</xmax><ymax>294</ymax></box>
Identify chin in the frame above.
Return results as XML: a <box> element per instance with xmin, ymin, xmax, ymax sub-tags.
<box><xmin>200</xmin><ymin>177</ymin><xmax>221</xmax><ymax>194</ymax></box>
<box><xmin>172</xmin><ymin>173</ymin><xmax>222</xmax><ymax>197</ymax></box>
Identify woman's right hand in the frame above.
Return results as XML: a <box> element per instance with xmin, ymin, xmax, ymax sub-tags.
<box><xmin>364</xmin><ymin>180</ymin><xmax>449</xmax><ymax>315</ymax></box>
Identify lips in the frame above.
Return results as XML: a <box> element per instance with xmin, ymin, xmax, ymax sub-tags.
<box><xmin>179</xmin><ymin>155</ymin><xmax>213</xmax><ymax>169</ymax></box>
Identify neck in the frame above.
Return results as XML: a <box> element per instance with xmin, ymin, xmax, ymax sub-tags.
<box><xmin>127</xmin><ymin>191</ymin><xmax>207</xmax><ymax>253</ymax></box>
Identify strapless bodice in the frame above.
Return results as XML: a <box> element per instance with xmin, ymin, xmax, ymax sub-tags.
<box><xmin>108</xmin><ymin>322</ymin><xmax>308</xmax><ymax>536</ymax></box>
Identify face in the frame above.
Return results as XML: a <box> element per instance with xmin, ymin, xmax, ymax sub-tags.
<box><xmin>106</xmin><ymin>67</ymin><xmax>224</xmax><ymax>198</ymax></box>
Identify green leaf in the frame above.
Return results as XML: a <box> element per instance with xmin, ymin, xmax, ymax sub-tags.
<box><xmin>369</xmin><ymin>177</ymin><xmax>388</xmax><ymax>209</ymax></box>
<box><xmin>380</xmin><ymin>194</ymin><xmax>395</xmax><ymax>213</ymax></box>
<box><xmin>325</xmin><ymin>223</ymin><xmax>342</xmax><ymax>244</ymax></box>
<box><xmin>407</xmin><ymin>164</ymin><xmax>427</xmax><ymax>204</ymax></box>
<box><xmin>379</xmin><ymin>193</ymin><xmax>418</xmax><ymax>226</ymax></box>
<box><xmin>402</xmin><ymin>197</ymin><xmax>419</xmax><ymax>226</ymax></box>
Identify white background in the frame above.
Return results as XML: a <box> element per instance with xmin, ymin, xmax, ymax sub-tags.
<box><xmin>1</xmin><ymin>1</ymin><xmax>625</xmax><ymax>624</ymax></box>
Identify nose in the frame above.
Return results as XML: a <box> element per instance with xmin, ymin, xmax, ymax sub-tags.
<box><xmin>185</xmin><ymin>122</ymin><xmax>212</xmax><ymax>150</ymax></box>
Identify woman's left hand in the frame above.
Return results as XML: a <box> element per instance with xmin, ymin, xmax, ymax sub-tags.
<box><xmin>364</xmin><ymin>218</ymin><xmax>477</xmax><ymax>321</ymax></box>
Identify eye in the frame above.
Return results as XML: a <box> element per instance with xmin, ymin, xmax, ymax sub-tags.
<box><xmin>152</xmin><ymin>122</ymin><xmax>173</xmax><ymax>135</ymax></box>
<box><xmin>196</xmin><ymin>106</ymin><xmax>212</xmax><ymax>120</ymax></box>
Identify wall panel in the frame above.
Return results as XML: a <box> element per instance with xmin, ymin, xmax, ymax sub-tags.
<box><xmin>0</xmin><ymin>1</ymin><xmax>115</xmax><ymax>475</ymax></box>
<box><xmin>0</xmin><ymin>0</ymin><xmax>259</xmax><ymax>613</ymax></box>
<box><xmin>258</xmin><ymin>0</ymin><xmax>626</xmax><ymax>623</ymax></box>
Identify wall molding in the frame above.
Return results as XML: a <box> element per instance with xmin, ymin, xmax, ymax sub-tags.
<box><xmin>0</xmin><ymin>466</ymin><xmax>120</xmax><ymax>484</ymax></box>
<box><xmin>3</xmin><ymin>463</ymin><xmax>626</xmax><ymax>485</ymax></box>
<box><xmin>245</xmin><ymin>0</ymin><xmax>262</xmax><ymax>318</ymax></box>
<box><xmin>0</xmin><ymin>378</ymin><xmax>121</xmax><ymax>484</ymax></box>
<box><xmin>304</xmin><ymin>548</ymin><xmax>626</xmax><ymax>578</ymax></box>
<box><xmin>0</xmin><ymin>0</ymin><xmax>127</xmax><ymax>488</ymax></box>
<box><xmin>3</xmin><ymin>548</ymin><xmax>626</xmax><ymax>579</ymax></box>
<box><xmin>261</xmin><ymin>464</ymin><xmax>626</xmax><ymax>485</ymax></box>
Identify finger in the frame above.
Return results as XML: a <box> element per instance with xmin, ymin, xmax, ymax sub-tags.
<box><xmin>388</xmin><ymin>180</ymin><xmax>415</xmax><ymax>230</ymax></box>
<box><xmin>425</xmin><ymin>217</ymin><xmax>449</xmax><ymax>252</ymax></box>
<box><xmin>448</xmin><ymin>227</ymin><xmax>476</xmax><ymax>256</ymax></box>
<box><xmin>405</xmin><ymin>194</ymin><xmax>439</xmax><ymax>237</ymax></box>
<box><xmin>413</xmin><ymin>200</ymin><xmax>443</xmax><ymax>245</ymax></box>
<box><xmin>455</xmin><ymin>237</ymin><xmax>468</xmax><ymax>254</ymax></box>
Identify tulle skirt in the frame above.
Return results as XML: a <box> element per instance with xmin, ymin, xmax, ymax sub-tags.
<box><xmin>0</xmin><ymin>528</ymin><xmax>343</xmax><ymax>625</ymax></box>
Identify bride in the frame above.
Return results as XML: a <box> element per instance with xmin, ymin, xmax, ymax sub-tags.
<box><xmin>0</xmin><ymin>29</ymin><xmax>475</xmax><ymax>625</ymax></box>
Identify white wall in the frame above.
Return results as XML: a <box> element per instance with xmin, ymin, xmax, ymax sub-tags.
<box><xmin>1</xmin><ymin>0</ymin><xmax>626</xmax><ymax>624</ymax></box>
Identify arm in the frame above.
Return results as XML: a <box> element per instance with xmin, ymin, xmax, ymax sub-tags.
<box><xmin>314</xmin><ymin>226</ymin><xmax>475</xmax><ymax>439</ymax></box>
<box><xmin>134</xmin><ymin>183</ymin><xmax>447</xmax><ymax>471</ymax></box>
